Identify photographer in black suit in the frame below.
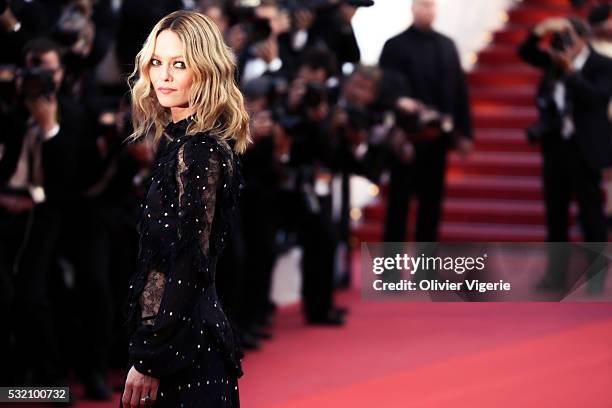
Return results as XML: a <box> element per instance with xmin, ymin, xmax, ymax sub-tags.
<box><xmin>518</xmin><ymin>17</ymin><xmax>612</xmax><ymax>289</ymax></box>
<box><xmin>0</xmin><ymin>37</ymin><xmax>82</xmax><ymax>385</ymax></box>
<box><xmin>378</xmin><ymin>0</ymin><xmax>473</xmax><ymax>243</ymax></box>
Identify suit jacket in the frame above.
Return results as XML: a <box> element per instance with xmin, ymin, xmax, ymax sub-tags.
<box><xmin>518</xmin><ymin>32</ymin><xmax>612</xmax><ymax>170</ymax></box>
<box><xmin>0</xmin><ymin>95</ymin><xmax>83</xmax><ymax>205</ymax></box>
<box><xmin>378</xmin><ymin>25</ymin><xmax>473</xmax><ymax>140</ymax></box>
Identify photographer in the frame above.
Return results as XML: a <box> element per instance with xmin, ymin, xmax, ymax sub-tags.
<box><xmin>328</xmin><ymin>65</ymin><xmax>386</xmax><ymax>179</ymax></box>
<box><xmin>269</xmin><ymin>49</ymin><xmax>350</xmax><ymax>325</ymax></box>
<box><xmin>378</xmin><ymin>0</ymin><xmax>473</xmax><ymax>243</ymax></box>
<box><xmin>518</xmin><ymin>17</ymin><xmax>612</xmax><ymax>288</ymax></box>
<box><xmin>0</xmin><ymin>37</ymin><xmax>82</xmax><ymax>386</ymax></box>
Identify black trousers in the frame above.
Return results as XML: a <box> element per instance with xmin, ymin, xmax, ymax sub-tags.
<box><xmin>237</xmin><ymin>190</ymin><xmax>278</xmax><ymax>326</ymax></box>
<box><xmin>1</xmin><ymin>204</ymin><xmax>63</xmax><ymax>384</ymax></box>
<box><xmin>542</xmin><ymin>138</ymin><xmax>607</xmax><ymax>242</ymax></box>
<box><xmin>279</xmin><ymin>190</ymin><xmax>336</xmax><ymax>319</ymax></box>
<box><xmin>59</xmin><ymin>202</ymin><xmax>117</xmax><ymax>377</ymax></box>
<box><xmin>540</xmin><ymin>137</ymin><xmax>608</xmax><ymax>289</ymax></box>
<box><xmin>384</xmin><ymin>138</ymin><xmax>448</xmax><ymax>243</ymax></box>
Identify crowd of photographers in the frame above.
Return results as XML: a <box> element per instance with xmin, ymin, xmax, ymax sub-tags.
<box><xmin>0</xmin><ymin>0</ymin><xmax>610</xmax><ymax>402</ymax></box>
<box><xmin>0</xmin><ymin>0</ymin><xmax>391</xmax><ymax>399</ymax></box>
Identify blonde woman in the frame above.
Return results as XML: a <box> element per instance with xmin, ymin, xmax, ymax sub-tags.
<box><xmin>120</xmin><ymin>10</ymin><xmax>250</xmax><ymax>408</ymax></box>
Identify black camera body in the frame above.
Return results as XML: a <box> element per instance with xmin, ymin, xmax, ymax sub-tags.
<box><xmin>394</xmin><ymin>109</ymin><xmax>442</xmax><ymax>134</ymax></box>
<box><xmin>18</xmin><ymin>67</ymin><xmax>55</xmax><ymax>100</ymax></box>
<box><xmin>342</xmin><ymin>103</ymin><xmax>379</xmax><ymax>131</ymax></box>
<box><xmin>551</xmin><ymin>30</ymin><xmax>575</xmax><ymax>52</ymax></box>
<box><xmin>302</xmin><ymin>82</ymin><xmax>327</xmax><ymax>109</ymax></box>
<box><xmin>526</xmin><ymin>121</ymin><xmax>551</xmax><ymax>144</ymax></box>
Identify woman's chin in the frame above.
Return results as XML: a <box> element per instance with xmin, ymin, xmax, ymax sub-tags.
<box><xmin>156</xmin><ymin>95</ymin><xmax>179</xmax><ymax>108</ymax></box>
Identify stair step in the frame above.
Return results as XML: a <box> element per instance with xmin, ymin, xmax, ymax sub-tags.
<box><xmin>471</xmin><ymin>86</ymin><xmax>535</xmax><ymax>107</ymax></box>
<box><xmin>493</xmin><ymin>27</ymin><xmax>531</xmax><ymax>46</ymax></box>
<box><xmin>446</xmin><ymin>175</ymin><xmax>543</xmax><ymax>200</ymax></box>
<box><xmin>448</xmin><ymin>151</ymin><xmax>541</xmax><ymax>177</ymax></box>
<box><xmin>473</xmin><ymin>108</ymin><xmax>538</xmax><ymax>129</ymax></box>
<box><xmin>524</xmin><ymin>0</ymin><xmax>575</xmax><ymax>6</ymax></box>
<box><xmin>473</xmin><ymin>129</ymin><xmax>537</xmax><ymax>152</ymax></box>
<box><xmin>376</xmin><ymin>173</ymin><xmax>543</xmax><ymax>200</ymax></box>
<box><xmin>351</xmin><ymin>221</ymin><xmax>581</xmax><ymax>243</ymax></box>
<box><xmin>508</xmin><ymin>6</ymin><xmax>573</xmax><ymax>26</ymax></box>
<box><xmin>442</xmin><ymin>199</ymin><xmax>550</xmax><ymax>224</ymax></box>
<box><xmin>362</xmin><ymin>198</ymin><xmax>574</xmax><ymax>225</ymax></box>
<box><xmin>478</xmin><ymin>45</ymin><xmax>523</xmax><ymax>64</ymax></box>
<box><xmin>469</xmin><ymin>67</ymin><xmax>541</xmax><ymax>87</ymax></box>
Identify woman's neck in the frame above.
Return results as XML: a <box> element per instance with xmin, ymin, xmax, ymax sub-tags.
<box><xmin>170</xmin><ymin>106</ymin><xmax>194</xmax><ymax>123</ymax></box>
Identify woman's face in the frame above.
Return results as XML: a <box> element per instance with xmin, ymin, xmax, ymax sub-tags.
<box><xmin>149</xmin><ymin>29</ymin><xmax>194</xmax><ymax>113</ymax></box>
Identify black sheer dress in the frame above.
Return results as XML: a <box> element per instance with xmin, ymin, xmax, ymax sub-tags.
<box><xmin>121</xmin><ymin>117</ymin><xmax>244</xmax><ymax>407</ymax></box>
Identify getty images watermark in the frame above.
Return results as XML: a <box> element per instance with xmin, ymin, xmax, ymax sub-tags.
<box><xmin>372</xmin><ymin>252</ymin><xmax>511</xmax><ymax>293</ymax></box>
<box><xmin>361</xmin><ymin>243</ymin><xmax>612</xmax><ymax>302</ymax></box>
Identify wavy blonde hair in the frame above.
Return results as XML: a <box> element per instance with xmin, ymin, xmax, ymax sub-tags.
<box><xmin>128</xmin><ymin>10</ymin><xmax>251</xmax><ymax>154</ymax></box>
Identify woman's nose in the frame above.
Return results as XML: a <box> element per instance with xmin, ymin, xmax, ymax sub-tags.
<box><xmin>160</xmin><ymin>64</ymin><xmax>172</xmax><ymax>81</ymax></box>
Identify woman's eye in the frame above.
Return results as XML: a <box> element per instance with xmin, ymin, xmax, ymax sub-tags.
<box><xmin>174</xmin><ymin>61</ymin><xmax>186</xmax><ymax>69</ymax></box>
<box><xmin>150</xmin><ymin>59</ymin><xmax>161</xmax><ymax>66</ymax></box>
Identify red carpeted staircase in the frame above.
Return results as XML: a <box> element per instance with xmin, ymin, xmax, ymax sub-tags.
<box><xmin>353</xmin><ymin>0</ymin><xmax>583</xmax><ymax>243</ymax></box>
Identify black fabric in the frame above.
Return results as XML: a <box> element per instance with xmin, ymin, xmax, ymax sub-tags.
<box><xmin>379</xmin><ymin>25</ymin><xmax>473</xmax><ymax>139</ymax></box>
<box><xmin>0</xmin><ymin>96</ymin><xmax>83</xmax><ymax>204</ymax></box>
<box><xmin>542</xmin><ymin>138</ymin><xmax>607</xmax><ymax>242</ymax></box>
<box><xmin>383</xmin><ymin>137</ymin><xmax>447</xmax><ymax>242</ymax></box>
<box><xmin>121</xmin><ymin>117</ymin><xmax>244</xmax><ymax>407</ymax></box>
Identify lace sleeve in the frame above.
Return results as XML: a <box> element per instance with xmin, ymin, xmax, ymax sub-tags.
<box><xmin>129</xmin><ymin>136</ymin><xmax>225</xmax><ymax>378</ymax></box>
<box><xmin>176</xmin><ymin>141</ymin><xmax>223</xmax><ymax>257</ymax></box>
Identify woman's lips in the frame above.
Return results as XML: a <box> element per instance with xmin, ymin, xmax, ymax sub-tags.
<box><xmin>158</xmin><ymin>88</ymin><xmax>177</xmax><ymax>94</ymax></box>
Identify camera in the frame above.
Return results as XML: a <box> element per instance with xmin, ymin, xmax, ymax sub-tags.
<box><xmin>247</xmin><ymin>17</ymin><xmax>273</xmax><ymax>45</ymax></box>
<box><xmin>340</xmin><ymin>103</ymin><xmax>380</xmax><ymax>132</ymax></box>
<box><xmin>526</xmin><ymin>121</ymin><xmax>550</xmax><ymax>144</ymax></box>
<box><xmin>394</xmin><ymin>107</ymin><xmax>442</xmax><ymax>134</ymax></box>
<box><xmin>18</xmin><ymin>67</ymin><xmax>55</xmax><ymax>100</ymax></box>
<box><xmin>53</xmin><ymin>3</ymin><xmax>91</xmax><ymax>48</ymax></box>
<box><xmin>302</xmin><ymin>82</ymin><xmax>327</xmax><ymax>109</ymax></box>
<box><xmin>551</xmin><ymin>30</ymin><xmax>575</xmax><ymax>52</ymax></box>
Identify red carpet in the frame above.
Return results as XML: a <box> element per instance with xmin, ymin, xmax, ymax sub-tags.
<box><xmin>238</xmin><ymin>291</ymin><xmax>612</xmax><ymax>408</ymax></box>
<box><xmin>29</xmin><ymin>286</ymin><xmax>612</xmax><ymax>407</ymax></box>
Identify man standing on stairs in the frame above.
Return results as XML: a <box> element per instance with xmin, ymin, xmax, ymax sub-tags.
<box><xmin>378</xmin><ymin>0</ymin><xmax>473</xmax><ymax>243</ymax></box>
<box><xmin>518</xmin><ymin>17</ymin><xmax>612</xmax><ymax>289</ymax></box>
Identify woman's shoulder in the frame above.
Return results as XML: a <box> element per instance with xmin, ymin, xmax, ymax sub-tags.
<box><xmin>180</xmin><ymin>132</ymin><xmax>236</xmax><ymax>168</ymax></box>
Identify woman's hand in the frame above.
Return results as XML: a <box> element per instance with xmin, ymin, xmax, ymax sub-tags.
<box><xmin>122</xmin><ymin>366</ymin><xmax>160</xmax><ymax>407</ymax></box>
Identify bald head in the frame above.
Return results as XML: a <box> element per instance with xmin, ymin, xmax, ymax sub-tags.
<box><xmin>412</xmin><ymin>0</ymin><xmax>436</xmax><ymax>30</ymax></box>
